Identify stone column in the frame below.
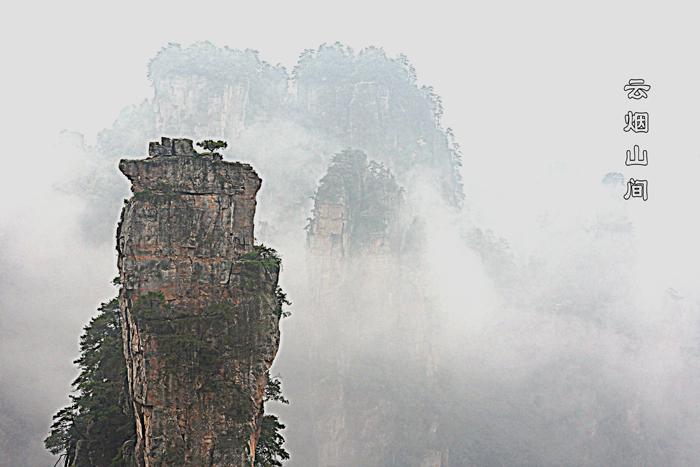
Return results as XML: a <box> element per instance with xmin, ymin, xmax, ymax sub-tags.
<box><xmin>116</xmin><ymin>140</ymin><xmax>281</xmax><ymax>467</ymax></box>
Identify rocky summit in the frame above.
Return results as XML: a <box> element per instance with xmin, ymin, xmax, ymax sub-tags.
<box><xmin>116</xmin><ymin>138</ymin><xmax>282</xmax><ymax>467</ymax></box>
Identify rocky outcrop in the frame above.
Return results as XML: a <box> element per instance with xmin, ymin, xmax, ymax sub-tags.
<box><xmin>306</xmin><ymin>149</ymin><xmax>402</xmax><ymax>259</ymax></box>
<box><xmin>146</xmin><ymin>43</ymin><xmax>288</xmax><ymax>144</ymax></box>
<box><xmin>153</xmin><ymin>77</ymin><xmax>249</xmax><ymax>141</ymax></box>
<box><xmin>293</xmin><ymin>44</ymin><xmax>464</xmax><ymax>207</ymax></box>
<box><xmin>116</xmin><ymin>138</ymin><xmax>281</xmax><ymax>467</ymax></box>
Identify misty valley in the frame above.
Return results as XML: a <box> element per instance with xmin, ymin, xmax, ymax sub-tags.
<box><xmin>2</xmin><ymin>42</ymin><xmax>699</xmax><ymax>467</ymax></box>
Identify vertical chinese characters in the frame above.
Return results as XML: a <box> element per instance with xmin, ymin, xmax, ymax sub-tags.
<box><xmin>623</xmin><ymin>79</ymin><xmax>650</xmax><ymax>200</ymax></box>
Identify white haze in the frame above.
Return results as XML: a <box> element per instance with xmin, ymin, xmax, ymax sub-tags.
<box><xmin>2</xmin><ymin>1</ymin><xmax>700</xmax><ymax>466</ymax></box>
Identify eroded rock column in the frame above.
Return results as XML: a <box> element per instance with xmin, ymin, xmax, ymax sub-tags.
<box><xmin>116</xmin><ymin>138</ymin><xmax>281</xmax><ymax>467</ymax></box>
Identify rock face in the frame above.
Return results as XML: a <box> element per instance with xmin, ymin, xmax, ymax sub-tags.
<box><xmin>116</xmin><ymin>138</ymin><xmax>281</xmax><ymax>467</ymax></box>
<box><xmin>153</xmin><ymin>76</ymin><xmax>249</xmax><ymax>141</ymax></box>
<box><xmin>306</xmin><ymin>149</ymin><xmax>403</xmax><ymax>259</ymax></box>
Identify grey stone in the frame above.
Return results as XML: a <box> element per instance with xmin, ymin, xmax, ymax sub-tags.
<box><xmin>173</xmin><ymin>138</ymin><xmax>196</xmax><ymax>156</ymax></box>
<box><xmin>117</xmin><ymin>144</ymin><xmax>280</xmax><ymax>467</ymax></box>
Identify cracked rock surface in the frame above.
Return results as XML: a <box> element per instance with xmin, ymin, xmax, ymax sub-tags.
<box><xmin>116</xmin><ymin>145</ymin><xmax>281</xmax><ymax>467</ymax></box>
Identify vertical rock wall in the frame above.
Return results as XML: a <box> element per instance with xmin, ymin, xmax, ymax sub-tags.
<box><xmin>153</xmin><ymin>76</ymin><xmax>249</xmax><ymax>140</ymax></box>
<box><xmin>116</xmin><ymin>139</ymin><xmax>281</xmax><ymax>467</ymax></box>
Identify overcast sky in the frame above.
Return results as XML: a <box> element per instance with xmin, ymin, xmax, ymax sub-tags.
<box><xmin>2</xmin><ymin>0</ymin><xmax>700</xmax><ymax>324</ymax></box>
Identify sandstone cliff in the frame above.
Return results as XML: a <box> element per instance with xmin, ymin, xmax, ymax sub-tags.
<box><xmin>116</xmin><ymin>138</ymin><xmax>282</xmax><ymax>467</ymax></box>
<box><xmin>153</xmin><ymin>76</ymin><xmax>249</xmax><ymax>141</ymax></box>
<box><xmin>147</xmin><ymin>43</ymin><xmax>287</xmax><ymax>142</ymax></box>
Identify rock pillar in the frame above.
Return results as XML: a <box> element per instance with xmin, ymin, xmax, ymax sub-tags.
<box><xmin>116</xmin><ymin>139</ymin><xmax>281</xmax><ymax>467</ymax></box>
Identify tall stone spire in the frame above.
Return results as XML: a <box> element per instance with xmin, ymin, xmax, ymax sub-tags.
<box><xmin>116</xmin><ymin>138</ymin><xmax>282</xmax><ymax>466</ymax></box>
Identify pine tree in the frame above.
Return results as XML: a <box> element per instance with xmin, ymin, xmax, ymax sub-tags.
<box><xmin>255</xmin><ymin>372</ymin><xmax>290</xmax><ymax>467</ymax></box>
<box><xmin>255</xmin><ymin>414</ymin><xmax>290</xmax><ymax>467</ymax></box>
<box><xmin>45</xmin><ymin>299</ymin><xmax>135</xmax><ymax>467</ymax></box>
<box><xmin>47</xmin><ymin>300</ymin><xmax>290</xmax><ymax>467</ymax></box>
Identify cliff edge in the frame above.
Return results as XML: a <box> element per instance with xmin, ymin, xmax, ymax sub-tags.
<box><xmin>116</xmin><ymin>138</ymin><xmax>281</xmax><ymax>467</ymax></box>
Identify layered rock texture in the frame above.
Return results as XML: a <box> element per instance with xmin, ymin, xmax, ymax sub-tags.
<box><xmin>116</xmin><ymin>138</ymin><xmax>281</xmax><ymax>467</ymax></box>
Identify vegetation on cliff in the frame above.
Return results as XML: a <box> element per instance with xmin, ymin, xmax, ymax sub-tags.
<box><xmin>255</xmin><ymin>414</ymin><xmax>289</xmax><ymax>467</ymax></box>
<box><xmin>47</xmin><ymin>285</ymin><xmax>292</xmax><ymax>467</ymax></box>
<box><xmin>242</xmin><ymin>244</ymin><xmax>283</xmax><ymax>272</ymax></box>
<box><xmin>306</xmin><ymin>148</ymin><xmax>403</xmax><ymax>254</ymax></box>
<box><xmin>256</xmin><ymin>371</ymin><xmax>290</xmax><ymax>467</ymax></box>
<box><xmin>294</xmin><ymin>42</ymin><xmax>464</xmax><ymax>206</ymax></box>
<box><xmin>196</xmin><ymin>139</ymin><xmax>228</xmax><ymax>154</ymax></box>
<box><xmin>44</xmin><ymin>299</ymin><xmax>135</xmax><ymax>467</ymax></box>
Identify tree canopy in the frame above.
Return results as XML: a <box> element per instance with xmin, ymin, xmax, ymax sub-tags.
<box><xmin>197</xmin><ymin>139</ymin><xmax>228</xmax><ymax>154</ymax></box>
<box><xmin>45</xmin><ymin>299</ymin><xmax>135</xmax><ymax>467</ymax></box>
<box><xmin>309</xmin><ymin>148</ymin><xmax>403</xmax><ymax>254</ymax></box>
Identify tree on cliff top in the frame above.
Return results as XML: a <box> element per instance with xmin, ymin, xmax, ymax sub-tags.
<box><xmin>197</xmin><ymin>139</ymin><xmax>228</xmax><ymax>154</ymax></box>
<box><xmin>309</xmin><ymin>148</ymin><xmax>403</xmax><ymax>254</ymax></box>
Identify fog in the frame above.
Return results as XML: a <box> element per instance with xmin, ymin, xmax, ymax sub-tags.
<box><xmin>2</xmin><ymin>1</ymin><xmax>700</xmax><ymax>466</ymax></box>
